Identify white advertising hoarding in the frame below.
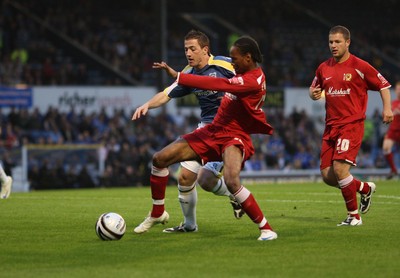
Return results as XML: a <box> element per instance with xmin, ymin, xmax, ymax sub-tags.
<box><xmin>31</xmin><ymin>86</ymin><xmax>166</xmax><ymax>116</ymax></box>
<box><xmin>3</xmin><ymin>86</ymin><xmax>391</xmax><ymax>119</ymax></box>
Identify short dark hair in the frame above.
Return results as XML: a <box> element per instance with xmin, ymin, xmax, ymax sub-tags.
<box><xmin>184</xmin><ymin>30</ymin><xmax>210</xmax><ymax>54</ymax></box>
<box><xmin>233</xmin><ymin>36</ymin><xmax>263</xmax><ymax>63</ymax></box>
<box><xmin>329</xmin><ymin>25</ymin><xmax>351</xmax><ymax>41</ymax></box>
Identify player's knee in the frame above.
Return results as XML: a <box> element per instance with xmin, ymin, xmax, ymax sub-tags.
<box><xmin>321</xmin><ymin>174</ymin><xmax>339</xmax><ymax>188</ymax></box>
<box><xmin>223</xmin><ymin>176</ymin><xmax>240</xmax><ymax>193</ymax></box>
<box><xmin>152</xmin><ymin>151</ymin><xmax>167</xmax><ymax>168</ymax></box>
<box><xmin>178</xmin><ymin>172</ymin><xmax>192</xmax><ymax>187</ymax></box>
<box><xmin>197</xmin><ymin>171</ymin><xmax>214</xmax><ymax>192</ymax></box>
<box><xmin>323</xmin><ymin>177</ymin><xmax>339</xmax><ymax>188</ymax></box>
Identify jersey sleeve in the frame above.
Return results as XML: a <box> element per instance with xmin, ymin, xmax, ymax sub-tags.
<box><xmin>177</xmin><ymin>72</ymin><xmax>262</xmax><ymax>94</ymax></box>
<box><xmin>162</xmin><ymin>81</ymin><xmax>191</xmax><ymax>98</ymax></box>
<box><xmin>310</xmin><ymin>65</ymin><xmax>322</xmax><ymax>88</ymax></box>
<box><xmin>361</xmin><ymin>62</ymin><xmax>391</xmax><ymax>91</ymax></box>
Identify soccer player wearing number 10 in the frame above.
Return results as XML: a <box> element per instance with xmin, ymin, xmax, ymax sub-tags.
<box><xmin>309</xmin><ymin>25</ymin><xmax>393</xmax><ymax>226</ymax></box>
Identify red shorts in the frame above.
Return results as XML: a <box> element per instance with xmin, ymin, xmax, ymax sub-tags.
<box><xmin>182</xmin><ymin>124</ymin><xmax>254</xmax><ymax>167</ymax></box>
<box><xmin>385</xmin><ymin>128</ymin><xmax>400</xmax><ymax>143</ymax></box>
<box><xmin>320</xmin><ymin>121</ymin><xmax>364</xmax><ymax>170</ymax></box>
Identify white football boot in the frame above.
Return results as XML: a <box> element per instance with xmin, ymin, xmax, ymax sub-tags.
<box><xmin>258</xmin><ymin>229</ymin><xmax>278</xmax><ymax>241</ymax></box>
<box><xmin>134</xmin><ymin>211</ymin><xmax>169</xmax><ymax>233</ymax></box>
<box><xmin>337</xmin><ymin>215</ymin><xmax>362</xmax><ymax>226</ymax></box>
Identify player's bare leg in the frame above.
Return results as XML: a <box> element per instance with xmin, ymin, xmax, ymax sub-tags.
<box><xmin>383</xmin><ymin>138</ymin><xmax>398</xmax><ymax>179</ymax></box>
<box><xmin>198</xmin><ymin>164</ymin><xmax>245</xmax><ymax>219</ymax></box>
<box><xmin>223</xmin><ymin>146</ymin><xmax>277</xmax><ymax>241</ymax></box>
<box><xmin>134</xmin><ymin>139</ymin><xmax>199</xmax><ymax>234</ymax></box>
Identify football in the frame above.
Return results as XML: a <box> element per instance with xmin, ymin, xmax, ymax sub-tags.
<box><xmin>95</xmin><ymin>212</ymin><xmax>126</xmax><ymax>240</ymax></box>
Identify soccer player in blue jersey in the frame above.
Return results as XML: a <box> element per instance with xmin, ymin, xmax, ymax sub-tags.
<box><xmin>132</xmin><ymin>30</ymin><xmax>244</xmax><ymax>233</ymax></box>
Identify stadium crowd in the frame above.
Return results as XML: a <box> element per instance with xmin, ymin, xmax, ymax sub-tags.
<box><xmin>1</xmin><ymin>0</ymin><xmax>399</xmax><ymax>87</ymax></box>
<box><xmin>0</xmin><ymin>105</ymin><xmax>390</xmax><ymax>189</ymax></box>
<box><xmin>0</xmin><ymin>0</ymin><xmax>399</xmax><ymax>189</ymax></box>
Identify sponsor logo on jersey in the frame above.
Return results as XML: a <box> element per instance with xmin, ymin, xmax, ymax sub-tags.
<box><xmin>326</xmin><ymin>87</ymin><xmax>351</xmax><ymax>96</ymax></box>
<box><xmin>195</xmin><ymin>90</ymin><xmax>218</xmax><ymax>96</ymax></box>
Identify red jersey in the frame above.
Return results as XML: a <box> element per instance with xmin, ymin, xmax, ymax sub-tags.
<box><xmin>311</xmin><ymin>54</ymin><xmax>391</xmax><ymax>127</ymax></box>
<box><xmin>388</xmin><ymin>99</ymin><xmax>400</xmax><ymax>131</ymax></box>
<box><xmin>178</xmin><ymin>67</ymin><xmax>273</xmax><ymax>135</ymax></box>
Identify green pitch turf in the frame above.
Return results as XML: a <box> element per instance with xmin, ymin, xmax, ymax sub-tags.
<box><xmin>1</xmin><ymin>180</ymin><xmax>399</xmax><ymax>277</ymax></box>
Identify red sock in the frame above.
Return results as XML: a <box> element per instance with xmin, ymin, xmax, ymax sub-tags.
<box><xmin>240</xmin><ymin>194</ymin><xmax>265</xmax><ymax>224</ymax></box>
<box><xmin>234</xmin><ymin>186</ymin><xmax>274</xmax><ymax>230</ymax></box>
<box><xmin>385</xmin><ymin>153</ymin><xmax>398</xmax><ymax>173</ymax></box>
<box><xmin>353</xmin><ymin>178</ymin><xmax>370</xmax><ymax>195</ymax></box>
<box><xmin>357</xmin><ymin>181</ymin><xmax>370</xmax><ymax>195</ymax></box>
<box><xmin>340</xmin><ymin>180</ymin><xmax>358</xmax><ymax>212</ymax></box>
<box><xmin>259</xmin><ymin>220</ymin><xmax>273</xmax><ymax>231</ymax></box>
<box><xmin>352</xmin><ymin>178</ymin><xmax>361</xmax><ymax>192</ymax></box>
<box><xmin>150</xmin><ymin>174</ymin><xmax>168</xmax><ymax>217</ymax></box>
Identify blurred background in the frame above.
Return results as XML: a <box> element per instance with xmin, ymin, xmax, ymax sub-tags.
<box><xmin>1</xmin><ymin>0</ymin><xmax>399</xmax><ymax>190</ymax></box>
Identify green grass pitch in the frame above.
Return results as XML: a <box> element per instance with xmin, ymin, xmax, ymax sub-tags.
<box><xmin>1</xmin><ymin>180</ymin><xmax>399</xmax><ymax>277</ymax></box>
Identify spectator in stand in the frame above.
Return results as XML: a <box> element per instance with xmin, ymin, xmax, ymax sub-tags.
<box><xmin>76</xmin><ymin>165</ymin><xmax>96</xmax><ymax>188</ymax></box>
<box><xmin>4</xmin><ymin>123</ymin><xmax>19</xmax><ymax>149</ymax></box>
<box><xmin>292</xmin><ymin>144</ymin><xmax>315</xmax><ymax>169</ymax></box>
<box><xmin>263</xmin><ymin>133</ymin><xmax>285</xmax><ymax>168</ymax></box>
<box><xmin>99</xmin><ymin>165</ymin><xmax>115</xmax><ymax>188</ymax></box>
<box><xmin>382</xmin><ymin>81</ymin><xmax>400</xmax><ymax>179</ymax></box>
<box><xmin>245</xmin><ymin>153</ymin><xmax>267</xmax><ymax>171</ymax></box>
<box><xmin>41</xmin><ymin>57</ymin><xmax>56</xmax><ymax>85</ymax></box>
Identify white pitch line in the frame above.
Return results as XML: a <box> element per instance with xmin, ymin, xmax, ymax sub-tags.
<box><xmin>263</xmin><ymin>199</ymin><xmax>400</xmax><ymax>205</ymax></box>
<box><xmin>258</xmin><ymin>192</ymin><xmax>400</xmax><ymax>200</ymax></box>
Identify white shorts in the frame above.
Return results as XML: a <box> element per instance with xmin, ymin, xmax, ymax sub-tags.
<box><xmin>202</xmin><ymin>161</ymin><xmax>224</xmax><ymax>178</ymax></box>
<box><xmin>180</xmin><ymin>160</ymin><xmax>202</xmax><ymax>174</ymax></box>
<box><xmin>180</xmin><ymin>121</ymin><xmax>223</xmax><ymax>177</ymax></box>
<box><xmin>181</xmin><ymin>160</ymin><xmax>224</xmax><ymax>178</ymax></box>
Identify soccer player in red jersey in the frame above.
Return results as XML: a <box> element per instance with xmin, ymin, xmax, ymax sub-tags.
<box><xmin>382</xmin><ymin>81</ymin><xmax>400</xmax><ymax>179</ymax></box>
<box><xmin>132</xmin><ymin>30</ymin><xmax>244</xmax><ymax>234</ymax></box>
<box><xmin>309</xmin><ymin>25</ymin><xmax>393</xmax><ymax>226</ymax></box>
<box><xmin>134</xmin><ymin>36</ymin><xmax>277</xmax><ymax>241</ymax></box>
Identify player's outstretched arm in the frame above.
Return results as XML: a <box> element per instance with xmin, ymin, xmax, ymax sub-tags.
<box><xmin>132</xmin><ymin>92</ymin><xmax>170</xmax><ymax>120</ymax></box>
<box><xmin>153</xmin><ymin>61</ymin><xmax>178</xmax><ymax>78</ymax></box>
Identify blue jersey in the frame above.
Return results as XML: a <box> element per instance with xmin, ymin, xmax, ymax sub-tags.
<box><xmin>163</xmin><ymin>55</ymin><xmax>235</xmax><ymax>123</ymax></box>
